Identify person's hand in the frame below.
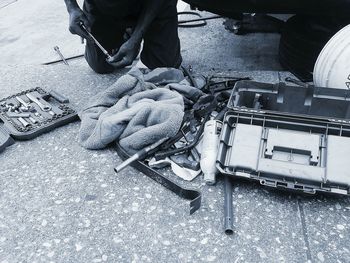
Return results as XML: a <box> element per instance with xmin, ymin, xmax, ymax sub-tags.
<box><xmin>107</xmin><ymin>39</ymin><xmax>141</xmax><ymax>69</ymax></box>
<box><xmin>68</xmin><ymin>8</ymin><xmax>92</xmax><ymax>41</ymax></box>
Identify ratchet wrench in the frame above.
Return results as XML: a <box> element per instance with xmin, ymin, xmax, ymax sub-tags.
<box><xmin>26</xmin><ymin>93</ymin><xmax>55</xmax><ymax>116</ymax></box>
<box><xmin>80</xmin><ymin>23</ymin><xmax>112</xmax><ymax>60</ymax></box>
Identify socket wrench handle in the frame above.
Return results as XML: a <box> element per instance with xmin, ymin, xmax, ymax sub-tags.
<box><xmin>26</xmin><ymin>93</ymin><xmax>52</xmax><ymax>112</ymax></box>
<box><xmin>80</xmin><ymin>23</ymin><xmax>112</xmax><ymax>59</ymax></box>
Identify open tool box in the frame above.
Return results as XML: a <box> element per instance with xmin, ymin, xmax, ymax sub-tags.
<box><xmin>217</xmin><ymin>80</ymin><xmax>350</xmax><ymax>195</ymax></box>
<box><xmin>0</xmin><ymin>87</ymin><xmax>78</xmax><ymax>151</ymax></box>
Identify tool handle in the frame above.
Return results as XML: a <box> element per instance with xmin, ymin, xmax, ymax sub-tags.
<box><xmin>26</xmin><ymin>93</ymin><xmax>52</xmax><ymax>112</ymax></box>
<box><xmin>50</xmin><ymin>90</ymin><xmax>69</xmax><ymax>103</ymax></box>
<box><xmin>115</xmin><ymin>137</ymin><xmax>169</xmax><ymax>173</ymax></box>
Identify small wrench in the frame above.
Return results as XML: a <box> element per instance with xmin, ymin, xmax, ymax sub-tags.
<box><xmin>26</xmin><ymin>93</ymin><xmax>51</xmax><ymax>111</ymax></box>
<box><xmin>15</xmin><ymin>96</ymin><xmax>31</xmax><ymax>109</ymax></box>
<box><xmin>26</xmin><ymin>94</ymin><xmax>55</xmax><ymax>116</ymax></box>
<box><xmin>54</xmin><ymin>46</ymin><xmax>69</xmax><ymax>65</ymax></box>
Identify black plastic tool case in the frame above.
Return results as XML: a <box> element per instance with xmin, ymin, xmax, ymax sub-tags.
<box><xmin>217</xmin><ymin>81</ymin><xmax>350</xmax><ymax>195</ymax></box>
<box><xmin>0</xmin><ymin>87</ymin><xmax>78</xmax><ymax>150</ymax></box>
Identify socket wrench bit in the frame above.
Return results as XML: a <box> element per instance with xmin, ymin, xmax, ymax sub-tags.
<box><xmin>17</xmin><ymin>117</ymin><xmax>31</xmax><ymax>128</ymax></box>
<box><xmin>28</xmin><ymin>116</ymin><xmax>38</xmax><ymax>124</ymax></box>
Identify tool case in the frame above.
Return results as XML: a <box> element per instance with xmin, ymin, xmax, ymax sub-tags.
<box><xmin>217</xmin><ymin>80</ymin><xmax>350</xmax><ymax>195</ymax></box>
<box><xmin>0</xmin><ymin>87</ymin><xmax>78</xmax><ymax>151</ymax></box>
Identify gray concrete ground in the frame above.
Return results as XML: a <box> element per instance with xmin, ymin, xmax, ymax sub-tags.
<box><xmin>1</xmin><ymin>1</ymin><xmax>350</xmax><ymax>263</ymax></box>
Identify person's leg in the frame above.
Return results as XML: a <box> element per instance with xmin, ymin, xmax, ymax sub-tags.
<box><xmin>83</xmin><ymin>1</ymin><xmax>125</xmax><ymax>74</ymax></box>
<box><xmin>141</xmin><ymin>0</ymin><xmax>182</xmax><ymax>69</ymax></box>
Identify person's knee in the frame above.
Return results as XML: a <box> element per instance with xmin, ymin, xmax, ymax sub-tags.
<box><xmin>141</xmin><ymin>45</ymin><xmax>182</xmax><ymax>69</ymax></box>
<box><xmin>88</xmin><ymin>60</ymin><xmax>114</xmax><ymax>74</ymax></box>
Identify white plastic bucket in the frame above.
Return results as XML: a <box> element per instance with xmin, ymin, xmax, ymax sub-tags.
<box><xmin>313</xmin><ymin>25</ymin><xmax>350</xmax><ymax>89</ymax></box>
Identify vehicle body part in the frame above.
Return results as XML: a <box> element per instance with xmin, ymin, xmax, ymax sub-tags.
<box><xmin>115</xmin><ymin>142</ymin><xmax>201</xmax><ymax>214</ymax></box>
<box><xmin>279</xmin><ymin>16</ymin><xmax>348</xmax><ymax>82</ymax></box>
<box><xmin>224</xmin><ymin>14</ymin><xmax>284</xmax><ymax>35</ymax></box>
<box><xmin>114</xmin><ymin>137</ymin><xmax>169</xmax><ymax>173</ymax></box>
<box><xmin>200</xmin><ymin>119</ymin><xmax>221</xmax><ymax>185</ymax></box>
<box><xmin>224</xmin><ymin>176</ymin><xmax>234</xmax><ymax>235</ymax></box>
<box><xmin>53</xmin><ymin>46</ymin><xmax>69</xmax><ymax>65</ymax></box>
<box><xmin>80</xmin><ymin>23</ymin><xmax>112</xmax><ymax>60</ymax></box>
<box><xmin>183</xmin><ymin>0</ymin><xmax>350</xmax><ymax>18</ymax></box>
<box><xmin>314</xmin><ymin>25</ymin><xmax>350</xmax><ymax>89</ymax></box>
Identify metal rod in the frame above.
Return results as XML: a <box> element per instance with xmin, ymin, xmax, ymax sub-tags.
<box><xmin>224</xmin><ymin>175</ymin><xmax>234</xmax><ymax>235</ymax></box>
<box><xmin>43</xmin><ymin>54</ymin><xmax>84</xmax><ymax>65</ymax></box>
<box><xmin>115</xmin><ymin>137</ymin><xmax>169</xmax><ymax>173</ymax></box>
<box><xmin>54</xmin><ymin>46</ymin><xmax>69</xmax><ymax>65</ymax></box>
<box><xmin>80</xmin><ymin>23</ymin><xmax>112</xmax><ymax>60</ymax></box>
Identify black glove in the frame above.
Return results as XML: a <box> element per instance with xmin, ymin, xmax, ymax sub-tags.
<box><xmin>107</xmin><ymin>39</ymin><xmax>141</xmax><ymax>69</ymax></box>
<box><xmin>68</xmin><ymin>8</ymin><xmax>93</xmax><ymax>41</ymax></box>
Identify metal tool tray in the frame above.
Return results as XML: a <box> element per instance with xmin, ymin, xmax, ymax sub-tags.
<box><xmin>0</xmin><ymin>87</ymin><xmax>78</xmax><ymax>141</ymax></box>
<box><xmin>217</xmin><ymin>81</ymin><xmax>350</xmax><ymax>195</ymax></box>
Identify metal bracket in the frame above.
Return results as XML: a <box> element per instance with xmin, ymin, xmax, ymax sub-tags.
<box><xmin>115</xmin><ymin>142</ymin><xmax>202</xmax><ymax>214</ymax></box>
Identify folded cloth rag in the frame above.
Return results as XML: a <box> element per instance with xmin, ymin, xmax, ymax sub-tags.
<box><xmin>79</xmin><ymin>67</ymin><xmax>187</xmax><ymax>154</ymax></box>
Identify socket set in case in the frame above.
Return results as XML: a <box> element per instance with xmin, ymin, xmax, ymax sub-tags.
<box><xmin>0</xmin><ymin>87</ymin><xmax>78</xmax><ymax>151</ymax></box>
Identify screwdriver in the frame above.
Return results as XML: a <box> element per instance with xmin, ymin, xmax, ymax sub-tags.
<box><xmin>80</xmin><ymin>23</ymin><xmax>112</xmax><ymax>60</ymax></box>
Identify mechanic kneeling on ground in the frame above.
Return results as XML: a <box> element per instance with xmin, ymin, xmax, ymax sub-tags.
<box><xmin>64</xmin><ymin>0</ymin><xmax>182</xmax><ymax>73</ymax></box>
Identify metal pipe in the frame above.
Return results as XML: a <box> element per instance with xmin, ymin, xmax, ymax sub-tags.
<box><xmin>115</xmin><ymin>137</ymin><xmax>169</xmax><ymax>173</ymax></box>
<box><xmin>80</xmin><ymin>23</ymin><xmax>112</xmax><ymax>60</ymax></box>
<box><xmin>224</xmin><ymin>175</ymin><xmax>234</xmax><ymax>235</ymax></box>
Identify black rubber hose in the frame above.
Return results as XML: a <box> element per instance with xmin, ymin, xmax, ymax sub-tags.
<box><xmin>178</xmin><ymin>11</ymin><xmax>221</xmax><ymax>28</ymax></box>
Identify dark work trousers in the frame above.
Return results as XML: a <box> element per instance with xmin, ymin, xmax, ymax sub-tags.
<box><xmin>83</xmin><ymin>1</ymin><xmax>182</xmax><ymax>74</ymax></box>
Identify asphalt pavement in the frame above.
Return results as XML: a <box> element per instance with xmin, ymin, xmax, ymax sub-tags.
<box><xmin>0</xmin><ymin>1</ymin><xmax>349</xmax><ymax>263</ymax></box>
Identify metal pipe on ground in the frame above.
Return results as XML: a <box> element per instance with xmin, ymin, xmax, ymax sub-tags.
<box><xmin>224</xmin><ymin>175</ymin><xmax>234</xmax><ymax>235</ymax></box>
